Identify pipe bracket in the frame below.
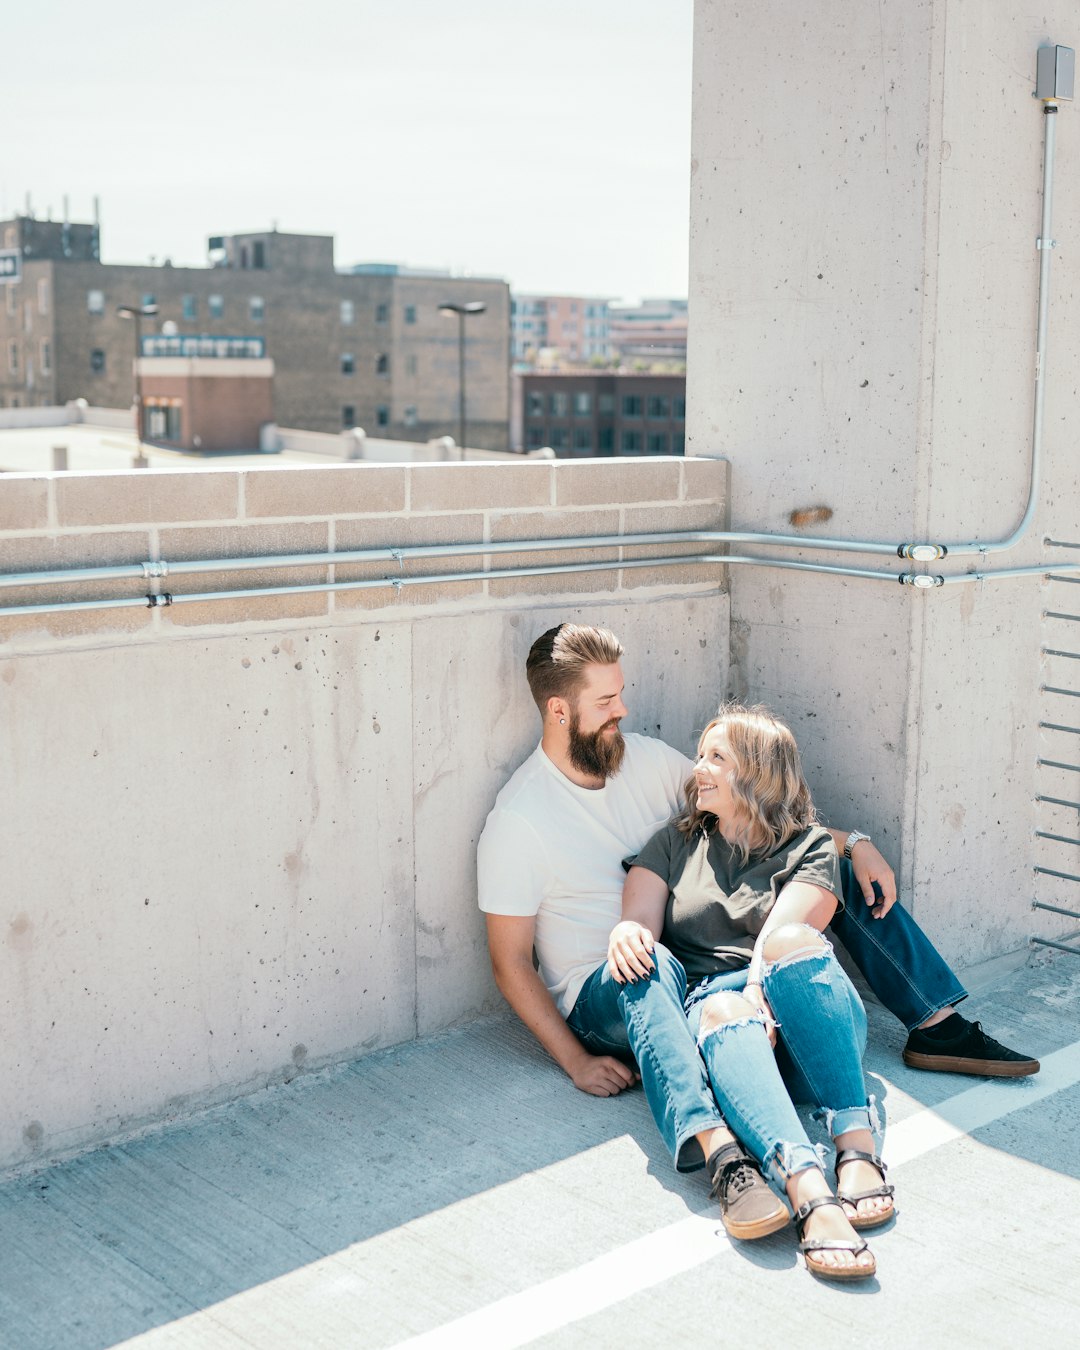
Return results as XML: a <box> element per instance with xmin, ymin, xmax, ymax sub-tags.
<box><xmin>1036</xmin><ymin>237</ymin><xmax>1057</xmax><ymax>249</ymax></box>
<box><xmin>146</xmin><ymin>593</ymin><xmax>174</xmax><ymax>607</ymax></box>
<box><xmin>142</xmin><ymin>560</ymin><xmax>169</xmax><ymax>579</ymax></box>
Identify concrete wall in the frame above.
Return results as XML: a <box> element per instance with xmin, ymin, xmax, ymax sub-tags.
<box><xmin>689</xmin><ymin>2</ymin><xmax>1080</xmax><ymax>961</ymax></box>
<box><xmin>0</xmin><ymin>456</ymin><xmax>729</xmax><ymax>1173</ymax></box>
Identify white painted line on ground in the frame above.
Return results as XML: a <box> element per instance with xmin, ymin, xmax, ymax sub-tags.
<box><xmin>882</xmin><ymin>1040</ymin><xmax>1080</xmax><ymax>1167</ymax></box>
<box><xmin>394</xmin><ymin>1039</ymin><xmax>1080</xmax><ymax>1350</ymax></box>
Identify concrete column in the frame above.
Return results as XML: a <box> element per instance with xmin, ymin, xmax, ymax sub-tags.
<box><xmin>688</xmin><ymin>2</ymin><xmax>1080</xmax><ymax>966</ymax></box>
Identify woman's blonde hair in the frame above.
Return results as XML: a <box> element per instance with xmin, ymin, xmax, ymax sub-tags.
<box><xmin>675</xmin><ymin>702</ymin><xmax>816</xmax><ymax>861</ymax></box>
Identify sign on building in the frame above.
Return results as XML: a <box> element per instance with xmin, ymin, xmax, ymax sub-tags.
<box><xmin>0</xmin><ymin>249</ymin><xmax>21</xmax><ymax>284</ymax></box>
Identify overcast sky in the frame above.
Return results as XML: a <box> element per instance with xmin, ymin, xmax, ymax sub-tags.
<box><xmin>7</xmin><ymin>0</ymin><xmax>693</xmax><ymax>302</ymax></box>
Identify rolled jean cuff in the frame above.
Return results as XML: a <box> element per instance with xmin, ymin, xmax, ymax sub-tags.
<box><xmin>812</xmin><ymin>1092</ymin><xmax>880</xmax><ymax>1139</ymax></box>
<box><xmin>762</xmin><ymin>1140</ymin><xmax>827</xmax><ymax>1189</ymax></box>
<box><xmin>675</xmin><ymin>1110</ymin><xmax>731</xmax><ymax>1173</ymax></box>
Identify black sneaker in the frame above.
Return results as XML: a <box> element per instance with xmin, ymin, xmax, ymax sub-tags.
<box><xmin>707</xmin><ymin>1142</ymin><xmax>790</xmax><ymax>1240</ymax></box>
<box><xmin>902</xmin><ymin>1019</ymin><xmax>1040</xmax><ymax>1078</ymax></box>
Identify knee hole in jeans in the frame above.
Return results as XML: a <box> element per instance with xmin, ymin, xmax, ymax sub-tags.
<box><xmin>697</xmin><ymin>990</ymin><xmax>754</xmax><ymax>1034</ymax></box>
<box><xmin>761</xmin><ymin>923</ymin><xmax>826</xmax><ymax>965</ymax></box>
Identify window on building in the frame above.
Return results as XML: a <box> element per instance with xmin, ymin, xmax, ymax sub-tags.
<box><xmin>249</xmin><ymin>296</ymin><xmax>265</xmax><ymax>322</ymax></box>
<box><xmin>404</xmin><ymin>305</ymin><xmax>416</xmax><ymax>324</ymax></box>
<box><xmin>376</xmin><ymin>302</ymin><xmax>389</xmax><ymax>323</ymax></box>
<box><xmin>672</xmin><ymin>432</ymin><xmax>686</xmax><ymax>454</ymax></box>
<box><xmin>182</xmin><ymin>294</ymin><xmax>197</xmax><ymax>321</ymax></box>
<box><xmin>375</xmin><ymin>353</ymin><xmax>389</xmax><ymax>376</ymax></box>
<box><xmin>621</xmin><ymin>430</ymin><xmax>643</xmax><ymax>453</ymax></box>
<box><xmin>37</xmin><ymin>279</ymin><xmax>49</xmax><ymax>315</ymax></box>
<box><xmin>405</xmin><ymin>354</ymin><xmax>417</xmax><ymax>377</ymax></box>
<box><xmin>8</xmin><ymin>341</ymin><xmax>17</xmax><ymax>375</ymax></box>
<box><xmin>573</xmin><ymin>427</ymin><xmax>592</xmax><ymax>452</ymax></box>
<box><xmin>146</xmin><ymin>403</ymin><xmax>182</xmax><ymax>443</ymax></box>
<box><xmin>252</xmin><ymin>240</ymin><xmax>266</xmax><ymax>269</ymax></box>
<box><xmin>376</xmin><ymin>405</ymin><xmax>389</xmax><ymax>427</ymax></box>
<box><xmin>6</xmin><ymin>285</ymin><xmax>17</xmax><ymax>318</ymax></box>
<box><xmin>598</xmin><ymin>426</ymin><xmax>615</xmax><ymax>453</ymax></box>
<box><xmin>622</xmin><ymin>395</ymin><xmax>643</xmax><ymax>417</ymax></box>
<box><xmin>404</xmin><ymin>405</ymin><xmax>418</xmax><ymax>427</ymax></box>
<box><xmin>549</xmin><ymin>427</ymin><xmax>569</xmax><ymax>449</ymax></box>
<box><xmin>209</xmin><ymin>294</ymin><xmax>224</xmax><ymax>319</ymax></box>
<box><xmin>598</xmin><ymin>393</ymin><xmax>615</xmax><ymax>415</ymax></box>
<box><xmin>573</xmin><ymin>391</ymin><xmax>592</xmax><ymax>416</ymax></box>
<box><xmin>90</xmin><ymin>348</ymin><xmax>105</xmax><ymax>373</ymax></box>
<box><xmin>674</xmin><ymin>397</ymin><xmax>686</xmax><ymax>420</ymax></box>
<box><xmin>341</xmin><ymin>353</ymin><xmax>355</xmax><ymax>375</ymax></box>
<box><xmin>340</xmin><ymin>299</ymin><xmax>355</xmax><ymax>325</ymax></box>
<box><xmin>550</xmin><ymin>391</ymin><xmax>569</xmax><ymax>417</ymax></box>
<box><xmin>40</xmin><ymin>340</ymin><xmax>51</xmax><ymax>374</ymax></box>
<box><xmin>526</xmin><ymin>426</ymin><xmax>546</xmax><ymax>449</ymax></box>
<box><xmin>342</xmin><ymin>405</ymin><xmax>356</xmax><ymax>429</ymax></box>
<box><xmin>647</xmin><ymin>433</ymin><xmax>667</xmax><ymax>454</ymax></box>
<box><xmin>647</xmin><ymin>396</ymin><xmax>670</xmax><ymax>419</ymax></box>
<box><xmin>526</xmin><ymin>391</ymin><xmax>544</xmax><ymax>418</ymax></box>
<box><xmin>142</xmin><ymin>293</ymin><xmax>156</xmax><ymax>310</ymax></box>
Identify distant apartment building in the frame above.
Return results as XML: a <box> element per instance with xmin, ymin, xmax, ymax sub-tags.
<box><xmin>512</xmin><ymin>371</ymin><xmax>685</xmax><ymax>456</ymax></box>
<box><xmin>511</xmin><ymin>294</ymin><xmax>613</xmax><ymax>364</ymax></box>
<box><xmin>608</xmin><ymin>298</ymin><xmax>688</xmax><ymax>363</ymax></box>
<box><xmin>0</xmin><ymin>215</ymin><xmax>511</xmax><ymax>449</ymax></box>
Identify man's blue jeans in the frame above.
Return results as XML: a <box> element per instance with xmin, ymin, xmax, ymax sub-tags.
<box><xmin>685</xmin><ymin>931</ymin><xmax>876</xmax><ymax>1188</ymax></box>
<box><xmin>567</xmin><ymin>943</ymin><xmax>726</xmax><ymax>1172</ymax></box>
<box><xmin>831</xmin><ymin>858</ymin><xmax>967</xmax><ymax>1030</ymax></box>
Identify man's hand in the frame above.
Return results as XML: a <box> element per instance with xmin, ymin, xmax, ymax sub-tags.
<box><xmin>849</xmin><ymin>840</ymin><xmax>897</xmax><ymax>918</ymax></box>
<box><xmin>569</xmin><ymin>1050</ymin><xmax>639</xmax><ymax>1097</ymax></box>
<box><xmin>607</xmin><ymin>920</ymin><xmax>656</xmax><ymax>983</ymax></box>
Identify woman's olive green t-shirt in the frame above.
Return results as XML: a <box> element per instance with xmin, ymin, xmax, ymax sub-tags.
<box><xmin>627</xmin><ymin>822</ymin><xmax>842</xmax><ymax>986</ymax></box>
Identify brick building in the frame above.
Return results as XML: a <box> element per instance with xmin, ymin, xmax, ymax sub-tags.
<box><xmin>512</xmin><ymin>371</ymin><xmax>686</xmax><ymax>456</ymax></box>
<box><xmin>511</xmin><ymin>294</ymin><xmax>613</xmax><ymax>364</ymax></box>
<box><xmin>0</xmin><ymin>216</ymin><xmax>511</xmax><ymax>449</ymax></box>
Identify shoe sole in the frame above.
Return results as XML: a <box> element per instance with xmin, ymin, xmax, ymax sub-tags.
<box><xmin>902</xmin><ymin>1050</ymin><xmax>1040</xmax><ymax>1078</ymax></box>
<box><xmin>721</xmin><ymin>1203</ymin><xmax>791</xmax><ymax>1241</ymax></box>
<box><xmin>804</xmin><ymin>1253</ymin><xmax>876</xmax><ymax>1281</ymax></box>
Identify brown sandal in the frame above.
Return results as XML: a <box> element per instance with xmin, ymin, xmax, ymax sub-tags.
<box><xmin>795</xmin><ymin>1195</ymin><xmax>876</xmax><ymax>1282</ymax></box>
<box><xmin>834</xmin><ymin>1149</ymin><xmax>896</xmax><ymax>1230</ymax></box>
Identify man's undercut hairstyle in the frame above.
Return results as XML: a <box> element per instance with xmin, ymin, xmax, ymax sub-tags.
<box><xmin>526</xmin><ymin>623</ymin><xmax>624</xmax><ymax>714</ymax></box>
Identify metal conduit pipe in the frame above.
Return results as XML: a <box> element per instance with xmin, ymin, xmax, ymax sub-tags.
<box><xmin>4</xmin><ymin>552</ymin><xmax>1080</xmax><ymax>620</ymax></box>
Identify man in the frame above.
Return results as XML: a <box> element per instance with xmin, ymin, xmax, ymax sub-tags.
<box><xmin>478</xmin><ymin>624</ymin><xmax>1039</xmax><ymax>1233</ymax></box>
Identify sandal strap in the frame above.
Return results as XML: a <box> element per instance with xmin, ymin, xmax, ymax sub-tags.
<box><xmin>800</xmin><ymin>1237</ymin><xmax>870</xmax><ymax>1256</ymax></box>
<box><xmin>836</xmin><ymin>1183</ymin><xmax>896</xmax><ymax>1205</ymax></box>
<box><xmin>794</xmin><ymin>1194</ymin><xmax>844</xmax><ymax>1233</ymax></box>
<box><xmin>835</xmin><ymin>1148</ymin><xmax>887</xmax><ymax>1175</ymax></box>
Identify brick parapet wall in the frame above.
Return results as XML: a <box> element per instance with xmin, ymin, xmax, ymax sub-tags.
<box><xmin>0</xmin><ymin>457</ymin><xmax>729</xmax><ymax>649</ymax></box>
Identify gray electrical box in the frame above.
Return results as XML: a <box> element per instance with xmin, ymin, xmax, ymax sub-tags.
<box><xmin>1036</xmin><ymin>45</ymin><xmax>1074</xmax><ymax>100</ymax></box>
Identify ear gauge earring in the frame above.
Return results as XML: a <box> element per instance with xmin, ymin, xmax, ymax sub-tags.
<box><xmin>559</xmin><ymin>718</ymin><xmax>566</xmax><ymax>725</ymax></box>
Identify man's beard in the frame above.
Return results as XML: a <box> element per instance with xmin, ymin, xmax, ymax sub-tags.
<box><xmin>567</xmin><ymin>710</ymin><xmax>626</xmax><ymax>779</ymax></box>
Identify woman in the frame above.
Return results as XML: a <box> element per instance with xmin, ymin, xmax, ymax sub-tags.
<box><xmin>608</xmin><ymin>704</ymin><xmax>894</xmax><ymax>1282</ymax></box>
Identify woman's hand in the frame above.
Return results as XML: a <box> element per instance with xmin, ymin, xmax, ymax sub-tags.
<box><xmin>607</xmin><ymin>921</ymin><xmax>656</xmax><ymax>984</ymax></box>
<box><xmin>743</xmin><ymin>981</ymin><xmax>777</xmax><ymax>1047</ymax></box>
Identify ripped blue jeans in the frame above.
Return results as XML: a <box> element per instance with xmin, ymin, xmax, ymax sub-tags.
<box><xmin>684</xmin><ymin>927</ymin><xmax>876</xmax><ymax>1189</ymax></box>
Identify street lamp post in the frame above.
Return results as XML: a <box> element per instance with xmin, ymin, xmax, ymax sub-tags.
<box><xmin>438</xmin><ymin>301</ymin><xmax>486</xmax><ymax>458</ymax></box>
<box><xmin>117</xmin><ymin>302</ymin><xmax>159</xmax><ymax>465</ymax></box>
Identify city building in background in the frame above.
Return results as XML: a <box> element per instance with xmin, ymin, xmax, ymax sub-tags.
<box><xmin>511</xmin><ymin>370</ymin><xmax>685</xmax><ymax>456</ymax></box>
<box><xmin>511</xmin><ymin>294</ymin><xmax>614</xmax><ymax>365</ymax></box>
<box><xmin>0</xmin><ymin>215</ymin><xmax>511</xmax><ymax>450</ymax></box>
<box><xmin>607</xmin><ymin>298</ymin><xmax>688</xmax><ymax>363</ymax></box>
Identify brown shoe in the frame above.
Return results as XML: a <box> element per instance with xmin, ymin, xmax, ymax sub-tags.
<box><xmin>707</xmin><ymin>1143</ymin><xmax>790</xmax><ymax>1240</ymax></box>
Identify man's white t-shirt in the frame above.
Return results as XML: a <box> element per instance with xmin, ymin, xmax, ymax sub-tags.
<box><xmin>477</xmin><ymin>733</ymin><xmax>692</xmax><ymax>1017</ymax></box>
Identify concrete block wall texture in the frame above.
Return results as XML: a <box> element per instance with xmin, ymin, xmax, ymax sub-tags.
<box><xmin>689</xmin><ymin>2</ymin><xmax>1080</xmax><ymax>962</ymax></box>
<box><xmin>0</xmin><ymin>456</ymin><xmax>728</xmax><ymax>1173</ymax></box>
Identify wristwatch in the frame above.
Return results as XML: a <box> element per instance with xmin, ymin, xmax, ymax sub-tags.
<box><xmin>844</xmin><ymin>830</ymin><xmax>872</xmax><ymax>859</ymax></box>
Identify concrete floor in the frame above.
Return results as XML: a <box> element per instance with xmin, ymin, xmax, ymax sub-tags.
<box><xmin>2</xmin><ymin>953</ymin><xmax>1078</xmax><ymax>1350</ymax></box>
